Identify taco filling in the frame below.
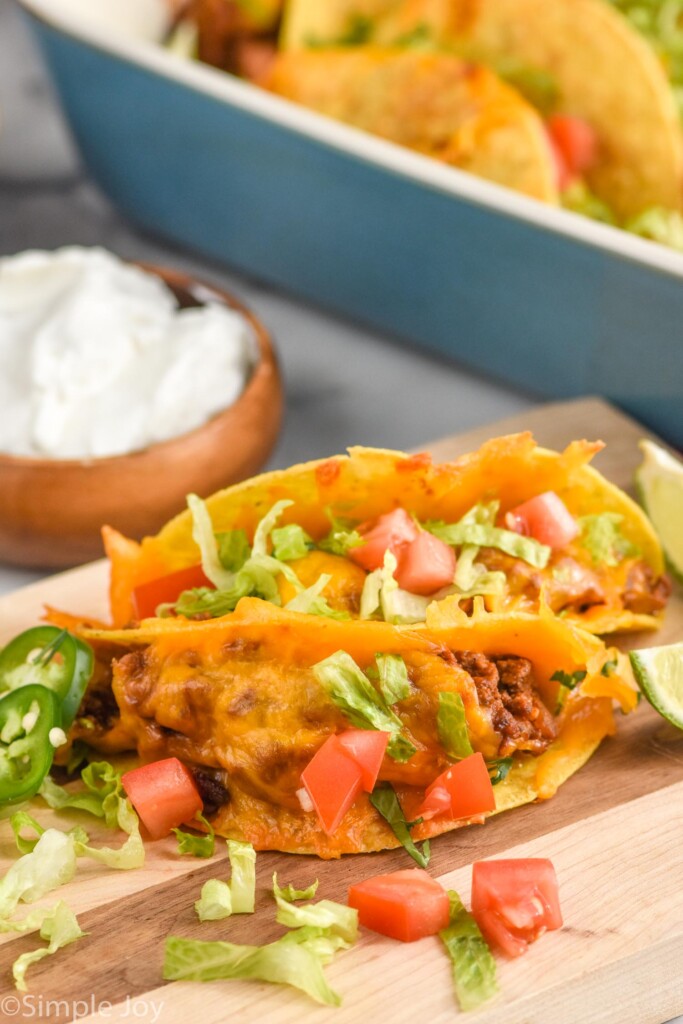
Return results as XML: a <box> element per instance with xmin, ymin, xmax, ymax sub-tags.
<box><xmin>99</xmin><ymin>435</ymin><xmax>670</xmax><ymax>637</ymax></box>
<box><xmin>70</xmin><ymin>600</ymin><xmax>635</xmax><ymax>857</ymax></box>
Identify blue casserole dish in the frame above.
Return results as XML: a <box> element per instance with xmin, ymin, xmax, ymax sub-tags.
<box><xmin>19</xmin><ymin>0</ymin><xmax>683</xmax><ymax>445</ymax></box>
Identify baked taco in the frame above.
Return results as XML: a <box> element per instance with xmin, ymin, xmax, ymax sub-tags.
<box><xmin>99</xmin><ymin>433</ymin><xmax>670</xmax><ymax>636</ymax></box>
<box><xmin>279</xmin><ymin>0</ymin><xmax>683</xmax><ymax>222</ymax></box>
<box><xmin>73</xmin><ymin>598</ymin><xmax>636</xmax><ymax>857</ymax></box>
<box><xmin>264</xmin><ymin>47</ymin><xmax>559</xmax><ymax>202</ymax></box>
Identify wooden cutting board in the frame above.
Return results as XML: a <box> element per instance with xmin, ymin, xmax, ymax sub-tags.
<box><xmin>0</xmin><ymin>397</ymin><xmax>682</xmax><ymax>1024</ymax></box>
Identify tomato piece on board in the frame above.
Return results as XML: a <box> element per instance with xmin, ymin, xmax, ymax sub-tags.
<box><xmin>122</xmin><ymin>757</ymin><xmax>203</xmax><ymax>840</ymax></box>
<box><xmin>348</xmin><ymin>869</ymin><xmax>450</xmax><ymax>942</ymax></box>
<box><xmin>132</xmin><ymin>564</ymin><xmax>213</xmax><ymax>620</ymax></box>
<box><xmin>547</xmin><ymin>115</ymin><xmax>597</xmax><ymax>177</ymax></box>
<box><xmin>471</xmin><ymin>859</ymin><xmax>563</xmax><ymax>958</ymax></box>
<box><xmin>418</xmin><ymin>752</ymin><xmax>496</xmax><ymax>821</ymax></box>
<box><xmin>337</xmin><ymin>729</ymin><xmax>390</xmax><ymax>792</ymax></box>
<box><xmin>394</xmin><ymin>531</ymin><xmax>456</xmax><ymax>595</ymax></box>
<box><xmin>349</xmin><ymin>509</ymin><xmax>419</xmax><ymax>572</ymax></box>
<box><xmin>301</xmin><ymin>735</ymin><xmax>364</xmax><ymax>835</ymax></box>
<box><xmin>505</xmin><ymin>492</ymin><xmax>579</xmax><ymax>549</ymax></box>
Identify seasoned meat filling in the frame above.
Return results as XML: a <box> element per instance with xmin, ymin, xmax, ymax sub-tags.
<box><xmin>191</xmin><ymin>767</ymin><xmax>230</xmax><ymax>814</ymax></box>
<box><xmin>623</xmin><ymin>563</ymin><xmax>672</xmax><ymax>614</ymax></box>
<box><xmin>452</xmin><ymin>650</ymin><xmax>557</xmax><ymax>757</ymax></box>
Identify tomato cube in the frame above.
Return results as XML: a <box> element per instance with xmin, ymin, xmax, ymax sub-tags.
<box><xmin>122</xmin><ymin>757</ymin><xmax>203</xmax><ymax>840</ymax></box>
<box><xmin>349</xmin><ymin>868</ymin><xmax>450</xmax><ymax>942</ymax></box>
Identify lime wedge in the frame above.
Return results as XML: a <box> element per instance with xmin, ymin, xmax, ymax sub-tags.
<box><xmin>635</xmin><ymin>439</ymin><xmax>683</xmax><ymax>583</ymax></box>
<box><xmin>630</xmin><ymin>643</ymin><xmax>683</xmax><ymax>730</ymax></box>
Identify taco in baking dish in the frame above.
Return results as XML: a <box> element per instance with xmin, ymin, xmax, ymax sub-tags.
<box><xmin>279</xmin><ymin>0</ymin><xmax>683</xmax><ymax>222</ymax></box>
<box><xmin>100</xmin><ymin>433</ymin><xmax>670</xmax><ymax>637</ymax></box>
<box><xmin>264</xmin><ymin>47</ymin><xmax>559</xmax><ymax>202</ymax></box>
<box><xmin>74</xmin><ymin>598</ymin><xmax>636</xmax><ymax>857</ymax></box>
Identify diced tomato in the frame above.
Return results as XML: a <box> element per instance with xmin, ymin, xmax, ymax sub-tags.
<box><xmin>394</xmin><ymin>531</ymin><xmax>456</xmax><ymax>595</ymax></box>
<box><xmin>337</xmin><ymin>729</ymin><xmax>390</xmax><ymax>792</ymax></box>
<box><xmin>416</xmin><ymin>784</ymin><xmax>453</xmax><ymax>822</ymax></box>
<box><xmin>471</xmin><ymin>858</ymin><xmax>563</xmax><ymax>958</ymax></box>
<box><xmin>547</xmin><ymin>115</ymin><xmax>597</xmax><ymax>178</ymax></box>
<box><xmin>349</xmin><ymin>509</ymin><xmax>418</xmax><ymax>572</ymax></box>
<box><xmin>301</xmin><ymin>735</ymin><xmax>363</xmax><ymax>835</ymax></box>
<box><xmin>418</xmin><ymin>752</ymin><xmax>496</xmax><ymax>822</ymax></box>
<box><xmin>348</xmin><ymin>868</ymin><xmax>450</xmax><ymax>942</ymax></box>
<box><xmin>121</xmin><ymin>757</ymin><xmax>203</xmax><ymax>840</ymax></box>
<box><xmin>132</xmin><ymin>564</ymin><xmax>213</xmax><ymax>620</ymax></box>
<box><xmin>547</xmin><ymin>132</ymin><xmax>572</xmax><ymax>193</ymax></box>
<box><xmin>505</xmin><ymin>492</ymin><xmax>579</xmax><ymax>549</ymax></box>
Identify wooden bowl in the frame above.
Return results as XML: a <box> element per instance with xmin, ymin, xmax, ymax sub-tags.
<box><xmin>0</xmin><ymin>265</ymin><xmax>283</xmax><ymax>569</ymax></box>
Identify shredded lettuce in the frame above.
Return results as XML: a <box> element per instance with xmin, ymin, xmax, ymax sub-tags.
<box><xmin>39</xmin><ymin>762</ymin><xmax>144</xmax><ymax>870</ymax></box>
<box><xmin>272</xmin><ymin>874</ymin><xmax>319</xmax><ymax>903</ymax></box>
<box><xmin>313</xmin><ymin>651</ymin><xmax>416</xmax><ymax>762</ymax></box>
<box><xmin>171</xmin><ymin>870</ymin><xmax>357</xmax><ymax>1003</ymax></box>
<box><xmin>188</xmin><ymin>493</ymin><xmax>236</xmax><ymax>590</ymax></box>
<box><xmin>369</xmin><ymin>783</ymin><xmax>430</xmax><ymax>868</ymax></box>
<box><xmin>437</xmin><ymin>693</ymin><xmax>474</xmax><ymax>760</ymax></box>
<box><xmin>272</xmin><ymin>524</ymin><xmax>313</xmax><ymax>561</ymax></box>
<box><xmin>562</xmin><ymin>181</ymin><xmax>617</xmax><ymax>224</ymax></box>
<box><xmin>428</xmin><ymin>502</ymin><xmax>550</xmax><ymax>569</ymax></box>
<box><xmin>216</xmin><ymin>529</ymin><xmax>251</xmax><ymax>571</ymax></box>
<box><xmin>439</xmin><ymin>890</ymin><xmax>498</xmax><ymax>1012</ymax></box>
<box><xmin>195</xmin><ymin>839</ymin><xmax>256</xmax><ymax>921</ymax></box>
<box><xmin>227</xmin><ymin>839</ymin><xmax>256</xmax><ymax>913</ymax></box>
<box><xmin>375</xmin><ymin>654</ymin><xmax>411</xmax><ymax>704</ymax></box>
<box><xmin>12</xmin><ymin>901</ymin><xmax>85</xmax><ymax>992</ymax></box>
<box><xmin>273</xmin><ymin>886</ymin><xmax>358</xmax><ymax>945</ymax></box>
<box><xmin>626</xmin><ymin>206</ymin><xmax>683</xmax><ymax>250</ymax></box>
<box><xmin>318</xmin><ymin>510</ymin><xmax>363</xmax><ymax>556</ymax></box>
<box><xmin>195</xmin><ymin>878</ymin><xmax>234</xmax><ymax>922</ymax></box>
<box><xmin>360</xmin><ymin>552</ymin><xmax>431</xmax><ymax>624</ymax></box>
<box><xmin>284</xmin><ymin>574</ymin><xmax>350</xmax><ymax>620</ymax></box>
<box><xmin>578</xmin><ymin>513</ymin><xmax>640</xmax><ymax>566</ymax></box>
<box><xmin>163</xmin><ymin>934</ymin><xmax>342</xmax><ymax>1006</ymax></box>
<box><xmin>0</xmin><ymin>829</ymin><xmax>78</xmax><ymax>918</ymax></box>
<box><xmin>173</xmin><ymin>812</ymin><xmax>215</xmax><ymax>858</ymax></box>
<box><xmin>181</xmin><ymin>495</ymin><xmax>322</xmax><ymax>618</ymax></box>
<box><xmin>10</xmin><ymin>811</ymin><xmax>44</xmax><ymax>855</ymax></box>
<box><xmin>251</xmin><ymin>499</ymin><xmax>294</xmax><ymax>558</ymax></box>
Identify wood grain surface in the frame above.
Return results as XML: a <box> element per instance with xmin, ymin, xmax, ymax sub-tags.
<box><xmin>0</xmin><ymin>397</ymin><xmax>681</xmax><ymax>1024</ymax></box>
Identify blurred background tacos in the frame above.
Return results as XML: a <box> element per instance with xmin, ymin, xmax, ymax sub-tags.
<box><xmin>279</xmin><ymin>0</ymin><xmax>683</xmax><ymax>222</ymax></box>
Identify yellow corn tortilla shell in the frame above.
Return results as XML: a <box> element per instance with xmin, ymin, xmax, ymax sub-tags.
<box><xmin>81</xmin><ymin>599</ymin><xmax>630</xmax><ymax>856</ymax></box>
<box><xmin>265</xmin><ymin>47</ymin><xmax>559</xmax><ymax>202</ymax></box>
<box><xmin>281</xmin><ymin>0</ymin><xmax>683</xmax><ymax>219</ymax></box>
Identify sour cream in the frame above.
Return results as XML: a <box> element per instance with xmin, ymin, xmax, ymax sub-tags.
<box><xmin>0</xmin><ymin>247</ymin><xmax>258</xmax><ymax>459</ymax></box>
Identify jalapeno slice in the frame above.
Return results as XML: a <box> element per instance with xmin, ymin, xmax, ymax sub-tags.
<box><xmin>0</xmin><ymin>626</ymin><xmax>93</xmax><ymax>729</ymax></box>
<box><xmin>0</xmin><ymin>684</ymin><xmax>61</xmax><ymax>805</ymax></box>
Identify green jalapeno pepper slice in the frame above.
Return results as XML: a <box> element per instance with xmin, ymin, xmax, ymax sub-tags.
<box><xmin>0</xmin><ymin>684</ymin><xmax>61</xmax><ymax>805</ymax></box>
<box><xmin>0</xmin><ymin>626</ymin><xmax>93</xmax><ymax>729</ymax></box>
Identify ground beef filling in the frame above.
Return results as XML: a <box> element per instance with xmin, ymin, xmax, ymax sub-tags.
<box><xmin>623</xmin><ymin>563</ymin><xmax>672</xmax><ymax>615</ymax></box>
<box><xmin>452</xmin><ymin>651</ymin><xmax>558</xmax><ymax>757</ymax></box>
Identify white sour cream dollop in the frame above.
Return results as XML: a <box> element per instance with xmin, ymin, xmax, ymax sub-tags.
<box><xmin>0</xmin><ymin>247</ymin><xmax>258</xmax><ymax>459</ymax></box>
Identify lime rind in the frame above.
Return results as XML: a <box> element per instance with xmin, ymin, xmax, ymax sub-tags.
<box><xmin>635</xmin><ymin>440</ymin><xmax>683</xmax><ymax>586</ymax></box>
<box><xmin>630</xmin><ymin>643</ymin><xmax>683</xmax><ymax>731</ymax></box>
